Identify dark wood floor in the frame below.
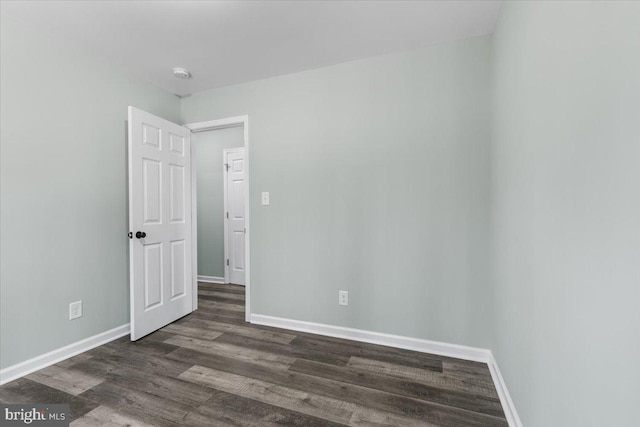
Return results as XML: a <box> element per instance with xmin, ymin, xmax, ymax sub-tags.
<box><xmin>0</xmin><ymin>283</ymin><xmax>507</xmax><ymax>426</ymax></box>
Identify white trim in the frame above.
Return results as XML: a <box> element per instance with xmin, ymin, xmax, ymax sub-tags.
<box><xmin>186</xmin><ymin>116</ymin><xmax>247</xmax><ymax>132</ymax></box>
<box><xmin>488</xmin><ymin>352</ymin><xmax>523</xmax><ymax>427</ymax></box>
<box><xmin>186</xmin><ymin>115</ymin><xmax>251</xmax><ymax>322</ymax></box>
<box><xmin>243</xmin><ymin>119</ymin><xmax>250</xmax><ymax>321</ymax></box>
<box><xmin>191</xmin><ymin>137</ymin><xmax>198</xmax><ymax>310</ymax></box>
<box><xmin>250</xmin><ymin>314</ymin><xmax>522</xmax><ymax>426</ymax></box>
<box><xmin>250</xmin><ymin>314</ymin><xmax>489</xmax><ymax>362</ymax></box>
<box><xmin>126</xmin><ymin>106</ymin><xmax>136</xmax><ymax>337</ymax></box>
<box><xmin>197</xmin><ymin>275</ymin><xmax>225</xmax><ymax>284</ymax></box>
<box><xmin>0</xmin><ymin>324</ymin><xmax>130</xmax><ymax>386</ymax></box>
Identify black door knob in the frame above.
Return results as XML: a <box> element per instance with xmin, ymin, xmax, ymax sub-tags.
<box><xmin>135</xmin><ymin>231</ymin><xmax>146</xmax><ymax>239</ymax></box>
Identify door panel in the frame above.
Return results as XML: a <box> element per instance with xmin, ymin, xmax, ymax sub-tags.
<box><xmin>143</xmin><ymin>123</ymin><xmax>161</xmax><ymax>148</ymax></box>
<box><xmin>170</xmin><ymin>240</ymin><xmax>186</xmax><ymax>299</ymax></box>
<box><xmin>232</xmin><ymin>180</ymin><xmax>244</xmax><ymax>213</ymax></box>
<box><xmin>169</xmin><ymin>132</ymin><xmax>185</xmax><ymax>155</ymax></box>
<box><xmin>128</xmin><ymin>106</ymin><xmax>193</xmax><ymax>340</ymax></box>
<box><xmin>170</xmin><ymin>164</ymin><xmax>185</xmax><ymax>222</ymax></box>
<box><xmin>143</xmin><ymin>159</ymin><xmax>162</xmax><ymax>224</ymax></box>
<box><xmin>143</xmin><ymin>243</ymin><xmax>163</xmax><ymax>310</ymax></box>
<box><xmin>233</xmin><ymin>231</ymin><xmax>245</xmax><ymax>271</ymax></box>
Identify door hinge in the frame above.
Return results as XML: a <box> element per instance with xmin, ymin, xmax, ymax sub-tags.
<box><xmin>226</xmin><ymin>212</ymin><xmax>229</xmax><ymax>219</ymax></box>
<box><xmin>225</xmin><ymin>163</ymin><xmax>230</xmax><ymax>172</ymax></box>
<box><xmin>244</xmin><ymin>228</ymin><xmax>246</xmax><ymax>234</ymax></box>
<box><xmin>226</xmin><ymin>259</ymin><xmax>230</xmax><ymax>266</ymax></box>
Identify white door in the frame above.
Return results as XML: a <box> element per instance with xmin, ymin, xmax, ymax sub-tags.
<box><xmin>224</xmin><ymin>148</ymin><xmax>246</xmax><ymax>285</ymax></box>
<box><xmin>128</xmin><ymin>106</ymin><xmax>193</xmax><ymax>340</ymax></box>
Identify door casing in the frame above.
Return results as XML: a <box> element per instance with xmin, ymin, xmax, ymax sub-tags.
<box><xmin>185</xmin><ymin>116</ymin><xmax>251</xmax><ymax>322</ymax></box>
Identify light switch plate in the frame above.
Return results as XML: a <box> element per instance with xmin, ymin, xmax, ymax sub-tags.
<box><xmin>261</xmin><ymin>192</ymin><xmax>270</xmax><ymax>205</ymax></box>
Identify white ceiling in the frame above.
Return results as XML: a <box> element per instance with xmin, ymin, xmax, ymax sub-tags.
<box><xmin>1</xmin><ymin>0</ymin><xmax>502</xmax><ymax>97</ymax></box>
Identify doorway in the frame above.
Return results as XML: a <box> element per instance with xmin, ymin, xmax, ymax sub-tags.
<box><xmin>187</xmin><ymin>116</ymin><xmax>251</xmax><ymax>321</ymax></box>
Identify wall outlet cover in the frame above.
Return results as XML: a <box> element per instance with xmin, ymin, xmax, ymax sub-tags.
<box><xmin>69</xmin><ymin>301</ymin><xmax>82</xmax><ymax>320</ymax></box>
<box><xmin>338</xmin><ymin>291</ymin><xmax>348</xmax><ymax>306</ymax></box>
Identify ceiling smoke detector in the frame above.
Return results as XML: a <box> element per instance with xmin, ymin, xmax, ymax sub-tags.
<box><xmin>172</xmin><ymin>68</ymin><xmax>191</xmax><ymax>79</ymax></box>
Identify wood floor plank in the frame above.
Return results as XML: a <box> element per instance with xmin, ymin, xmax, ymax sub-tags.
<box><xmin>181</xmin><ymin>318</ymin><xmax>296</xmax><ymax>345</ymax></box>
<box><xmin>198</xmin><ymin>289</ymin><xmax>246</xmax><ymax>300</ymax></box>
<box><xmin>348</xmin><ymin>356</ymin><xmax>499</xmax><ymax>399</ymax></box>
<box><xmin>70</xmin><ymin>405</ymin><xmax>156</xmax><ymax>427</ymax></box>
<box><xmin>71</xmin><ymin>358</ymin><xmax>213</xmax><ymax>407</ymax></box>
<box><xmin>26</xmin><ymin>365</ymin><xmax>104</xmax><ymax>396</ymax></box>
<box><xmin>179</xmin><ymin>365</ymin><xmax>356</xmax><ymax>425</ymax></box>
<box><xmin>103</xmin><ymin>335</ymin><xmax>179</xmax><ymax>356</ymax></box>
<box><xmin>214</xmin><ymin>332</ymin><xmax>350</xmax><ymax>366</ymax></box>
<box><xmin>184</xmin><ymin>389</ymin><xmax>347</xmax><ymax>427</ymax></box>
<box><xmin>198</xmin><ymin>282</ymin><xmax>245</xmax><ymax>294</ymax></box>
<box><xmin>166</xmin><ymin>347</ymin><xmax>295</xmax><ymax>383</ymax></box>
<box><xmin>198</xmin><ymin>292</ymin><xmax>244</xmax><ymax>306</ymax></box>
<box><xmin>198</xmin><ymin>299</ymin><xmax>245</xmax><ymax>312</ymax></box>
<box><xmin>189</xmin><ymin>307</ymin><xmax>246</xmax><ymax>320</ymax></box>
<box><xmin>79</xmin><ymin>382</ymin><xmax>191</xmax><ymax>426</ymax></box>
<box><xmin>56</xmin><ymin>353</ymin><xmax>94</xmax><ymax>368</ymax></box>
<box><xmin>349</xmin><ymin>407</ymin><xmax>439</xmax><ymax>427</ymax></box>
<box><xmin>184</xmin><ymin>312</ymin><xmax>250</xmax><ymax>328</ymax></box>
<box><xmin>135</xmin><ymin>330</ymin><xmax>178</xmax><ymax>344</ymax></box>
<box><xmin>288</xmin><ymin>331</ymin><xmax>489</xmax><ymax>372</ymax></box>
<box><xmin>164</xmin><ymin>335</ymin><xmax>296</xmax><ymax>370</ymax></box>
<box><xmin>196</xmin><ymin>306</ymin><xmax>246</xmax><ymax>319</ymax></box>
<box><xmin>0</xmin><ymin>378</ymin><xmax>99</xmax><ymax>421</ymax></box>
<box><xmin>443</xmin><ymin>360</ymin><xmax>495</xmax><ymax>384</ymax></box>
<box><xmin>289</xmin><ymin>358</ymin><xmax>504</xmax><ymax>417</ymax></box>
<box><xmin>161</xmin><ymin>323</ymin><xmax>224</xmax><ymax>341</ymax></box>
<box><xmin>290</xmin><ymin>335</ymin><xmax>444</xmax><ymax>373</ymax></box>
<box><xmin>188</xmin><ymin>309</ymin><xmax>247</xmax><ymax>322</ymax></box>
<box><xmin>84</xmin><ymin>343</ymin><xmax>192</xmax><ymax>378</ymax></box>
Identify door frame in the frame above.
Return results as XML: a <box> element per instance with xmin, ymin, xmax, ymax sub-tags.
<box><xmin>222</xmin><ymin>147</ymin><xmax>246</xmax><ymax>286</ymax></box>
<box><xmin>185</xmin><ymin>116</ymin><xmax>251</xmax><ymax>322</ymax></box>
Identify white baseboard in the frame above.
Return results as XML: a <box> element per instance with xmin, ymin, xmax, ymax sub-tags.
<box><xmin>251</xmin><ymin>314</ymin><xmax>489</xmax><ymax>362</ymax></box>
<box><xmin>250</xmin><ymin>314</ymin><xmax>521</xmax><ymax>427</ymax></box>
<box><xmin>0</xmin><ymin>324</ymin><xmax>130</xmax><ymax>386</ymax></box>
<box><xmin>487</xmin><ymin>352</ymin><xmax>523</xmax><ymax>427</ymax></box>
<box><xmin>197</xmin><ymin>275</ymin><xmax>225</xmax><ymax>284</ymax></box>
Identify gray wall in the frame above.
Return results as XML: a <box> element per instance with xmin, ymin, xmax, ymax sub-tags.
<box><xmin>194</xmin><ymin>127</ymin><xmax>244</xmax><ymax>278</ymax></box>
<box><xmin>0</xmin><ymin>14</ymin><xmax>181</xmax><ymax>369</ymax></box>
<box><xmin>491</xmin><ymin>2</ymin><xmax>640</xmax><ymax>426</ymax></box>
<box><xmin>6</xmin><ymin>6</ymin><xmax>637</xmax><ymax>424</ymax></box>
<box><xmin>181</xmin><ymin>35</ymin><xmax>493</xmax><ymax>348</ymax></box>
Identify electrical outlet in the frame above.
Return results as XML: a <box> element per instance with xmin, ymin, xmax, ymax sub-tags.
<box><xmin>261</xmin><ymin>192</ymin><xmax>270</xmax><ymax>205</ymax></box>
<box><xmin>338</xmin><ymin>291</ymin><xmax>348</xmax><ymax>306</ymax></box>
<box><xmin>69</xmin><ymin>301</ymin><xmax>82</xmax><ymax>320</ymax></box>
